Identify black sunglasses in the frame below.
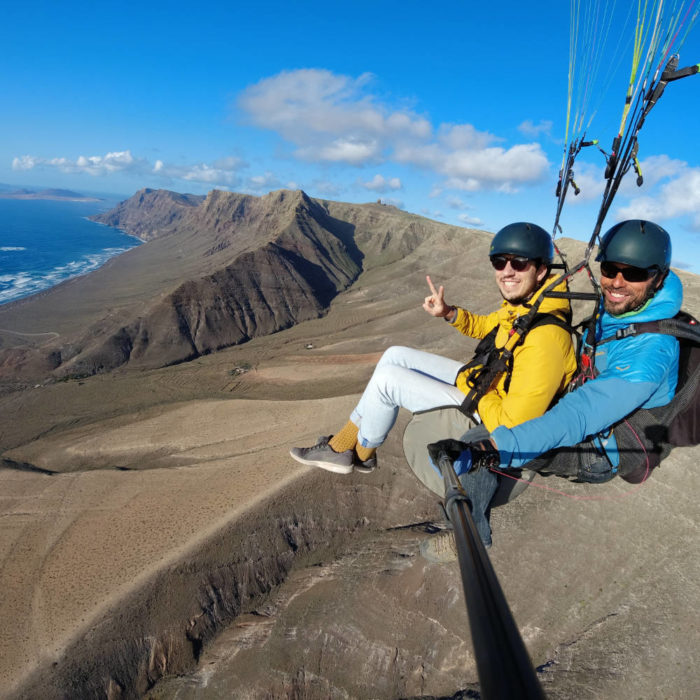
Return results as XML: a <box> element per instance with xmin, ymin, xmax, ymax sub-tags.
<box><xmin>490</xmin><ymin>255</ymin><xmax>532</xmax><ymax>272</ymax></box>
<box><xmin>600</xmin><ymin>261</ymin><xmax>659</xmax><ymax>283</ymax></box>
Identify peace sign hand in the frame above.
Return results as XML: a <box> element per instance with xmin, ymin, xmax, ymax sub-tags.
<box><xmin>423</xmin><ymin>275</ymin><xmax>452</xmax><ymax>318</ymax></box>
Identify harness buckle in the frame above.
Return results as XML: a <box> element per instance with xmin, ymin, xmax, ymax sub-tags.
<box><xmin>616</xmin><ymin>324</ymin><xmax>637</xmax><ymax>339</ymax></box>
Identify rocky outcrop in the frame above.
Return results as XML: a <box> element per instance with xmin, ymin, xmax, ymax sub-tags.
<box><xmin>91</xmin><ymin>188</ymin><xmax>205</xmax><ymax>241</ymax></box>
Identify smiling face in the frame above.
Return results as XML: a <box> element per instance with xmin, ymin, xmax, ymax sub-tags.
<box><xmin>493</xmin><ymin>257</ymin><xmax>549</xmax><ymax>304</ymax></box>
<box><xmin>600</xmin><ymin>262</ymin><xmax>663</xmax><ymax>315</ymax></box>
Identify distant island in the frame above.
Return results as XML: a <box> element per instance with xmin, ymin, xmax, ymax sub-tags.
<box><xmin>0</xmin><ymin>187</ymin><xmax>102</xmax><ymax>202</ymax></box>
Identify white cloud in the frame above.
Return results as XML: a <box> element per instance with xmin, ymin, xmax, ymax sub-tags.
<box><xmin>302</xmin><ymin>138</ymin><xmax>381</xmax><ymax>164</ymax></box>
<box><xmin>518</xmin><ymin>120</ymin><xmax>553</xmax><ymax>138</ymax></box>
<box><xmin>444</xmin><ymin>144</ymin><xmax>548</xmax><ymax>183</ymax></box>
<box><xmin>617</xmin><ymin>154</ymin><xmax>688</xmax><ymax>195</ymax></box>
<box><xmin>238</xmin><ymin>69</ymin><xmax>431</xmax><ymax>166</ymax></box>
<box><xmin>559</xmin><ymin>161</ymin><xmax>606</xmax><ymax>203</ymax></box>
<box><xmin>457</xmin><ymin>213</ymin><xmax>484</xmax><ymax>226</ymax></box>
<box><xmin>12</xmin><ymin>155</ymin><xmax>41</xmax><ymax>171</ymax></box>
<box><xmin>361</xmin><ymin>174</ymin><xmax>402</xmax><ymax>192</ymax></box>
<box><xmin>396</xmin><ymin>142</ymin><xmax>548</xmax><ymax>191</ymax></box>
<box><xmin>237</xmin><ymin>69</ymin><xmax>550</xmax><ymax>190</ymax></box>
<box><xmin>438</xmin><ymin>123</ymin><xmax>496</xmax><ymax>150</ymax></box>
<box><xmin>155</xmin><ymin>161</ymin><xmax>240</xmax><ymax>185</ymax></box>
<box><xmin>13</xmin><ymin>150</ymin><xmax>147</xmax><ymax>176</ymax></box>
<box><xmin>13</xmin><ymin>150</ymin><xmax>245</xmax><ymax>188</ymax></box>
<box><xmin>617</xmin><ymin>165</ymin><xmax>700</xmax><ymax>229</ymax></box>
<box><xmin>445</xmin><ymin>196</ymin><xmax>471</xmax><ymax>210</ymax></box>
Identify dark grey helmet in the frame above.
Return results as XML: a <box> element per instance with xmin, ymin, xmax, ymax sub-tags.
<box><xmin>490</xmin><ymin>222</ymin><xmax>554</xmax><ymax>264</ymax></box>
<box><xmin>596</xmin><ymin>219</ymin><xmax>672</xmax><ymax>271</ymax></box>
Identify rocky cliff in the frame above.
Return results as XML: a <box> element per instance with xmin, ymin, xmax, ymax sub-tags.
<box><xmin>91</xmin><ymin>188</ymin><xmax>205</xmax><ymax>240</ymax></box>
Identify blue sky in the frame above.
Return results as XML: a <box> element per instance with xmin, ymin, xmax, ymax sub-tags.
<box><xmin>3</xmin><ymin>0</ymin><xmax>700</xmax><ymax>272</ymax></box>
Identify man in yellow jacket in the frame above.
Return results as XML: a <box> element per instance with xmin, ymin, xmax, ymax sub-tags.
<box><xmin>445</xmin><ymin>272</ymin><xmax>575</xmax><ymax>431</ymax></box>
<box><xmin>290</xmin><ymin>223</ymin><xmax>577</xmax><ymax>508</ymax></box>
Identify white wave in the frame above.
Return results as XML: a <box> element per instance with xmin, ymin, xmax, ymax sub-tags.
<box><xmin>0</xmin><ymin>246</ymin><xmax>134</xmax><ymax>304</ymax></box>
<box><xmin>0</xmin><ymin>246</ymin><xmax>27</xmax><ymax>251</ymax></box>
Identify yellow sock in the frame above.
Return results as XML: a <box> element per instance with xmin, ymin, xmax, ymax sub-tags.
<box><xmin>329</xmin><ymin>421</ymin><xmax>359</xmax><ymax>453</ymax></box>
<box><xmin>356</xmin><ymin>443</ymin><xmax>376</xmax><ymax>462</ymax></box>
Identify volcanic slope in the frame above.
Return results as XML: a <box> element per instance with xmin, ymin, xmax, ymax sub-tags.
<box><xmin>0</xmin><ymin>189</ymin><xmax>473</xmax><ymax>381</ymax></box>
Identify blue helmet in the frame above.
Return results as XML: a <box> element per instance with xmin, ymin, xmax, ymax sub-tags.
<box><xmin>490</xmin><ymin>222</ymin><xmax>554</xmax><ymax>264</ymax></box>
<box><xmin>596</xmin><ymin>220</ymin><xmax>672</xmax><ymax>272</ymax></box>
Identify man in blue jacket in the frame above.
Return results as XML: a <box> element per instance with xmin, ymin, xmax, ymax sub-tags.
<box><xmin>423</xmin><ymin>219</ymin><xmax>682</xmax><ymax>561</ymax></box>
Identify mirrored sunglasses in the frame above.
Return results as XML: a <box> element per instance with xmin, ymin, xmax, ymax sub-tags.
<box><xmin>490</xmin><ymin>255</ymin><xmax>532</xmax><ymax>272</ymax></box>
<box><xmin>600</xmin><ymin>261</ymin><xmax>658</xmax><ymax>283</ymax></box>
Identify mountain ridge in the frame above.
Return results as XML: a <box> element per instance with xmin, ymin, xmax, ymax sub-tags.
<box><xmin>0</xmin><ymin>188</ymin><xmax>476</xmax><ymax>383</ymax></box>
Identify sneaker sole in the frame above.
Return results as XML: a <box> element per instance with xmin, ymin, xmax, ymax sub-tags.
<box><xmin>353</xmin><ymin>464</ymin><xmax>376</xmax><ymax>474</ymax></box>
<box><xmin>289</xmin><ymin>450</ymin><xmax>353</xmax><ymax>474</ymax></box>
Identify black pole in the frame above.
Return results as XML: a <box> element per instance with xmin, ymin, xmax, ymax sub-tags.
<box><xmin>437</xmin><ymin>450</ymin><xmax>545</xmax><ymax>700</ymax></box>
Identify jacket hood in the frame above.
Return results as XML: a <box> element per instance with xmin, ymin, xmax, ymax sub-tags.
<box><xmin>600</xmin><ymin>269</ymin><xmax>683</xmax><ymax>336</ymax></box>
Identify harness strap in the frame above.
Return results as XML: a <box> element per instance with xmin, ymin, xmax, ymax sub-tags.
<box><xmin>596</xmin><ymin>312</ymin><xmax>700</xmax><ymax>346</ymax></box>
<box><xmin>458</xmin><ymin>311</ymin><xmax>575</xmax><ymax>418</ymax></box>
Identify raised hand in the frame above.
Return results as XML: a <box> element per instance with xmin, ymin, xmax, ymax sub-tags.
<box><xmin>423</xmin><ymin>275</ymin><xmax>451</xmax><ymax>317</ymax></box>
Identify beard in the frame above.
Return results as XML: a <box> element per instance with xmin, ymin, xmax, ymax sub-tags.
<box><xmin>602</xmin><ymin>274</ymin><xmax>664</xmax><ymax>315</ymax></box>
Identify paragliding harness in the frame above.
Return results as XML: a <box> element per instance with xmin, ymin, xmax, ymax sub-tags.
<box><xmin>457</xmin><ymin>308</ymin><xmax>574</xmax><ymax>418</ymax></box>
<box><xmin>598</xmin><ymin>311</ymin><xmax>697</xmax><ymax>478</ymax></box>
<box><xmin>526</xmin><ymin>309</ymin><xmax>700</xmax><ymax>484</ymax></box>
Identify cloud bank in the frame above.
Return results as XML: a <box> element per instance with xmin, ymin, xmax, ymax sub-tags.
<box><xmin>238</xmin><ymin>69</ymin><xmax>550</xmax><ymax>191</ymax></box>
<box><xmin>15</xmin><ymin>69</ymin><xmax>695</xmax><ymax>232</ymax></box>
<box><xmin>617</xmin><ymin>156</ymin><xmax>700</xmax><ymax>229</ymax></box>
<box><xmin>13</xmin><ymin>151</ymin><xmax>147</xmax><ymax>176</ymax></box>
<box><xmin>13</xmin><ymin>151</ymin><xmax>247</xmax><ymax>189</ymax></box>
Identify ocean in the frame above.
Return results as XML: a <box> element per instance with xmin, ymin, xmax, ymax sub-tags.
<box><xmin>0</xmin><ymin>197</ymin><xmax>140</xmax><ymax>305</ymax></box>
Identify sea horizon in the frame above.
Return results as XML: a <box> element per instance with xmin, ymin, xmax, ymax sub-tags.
<box><xmin>0</xmin><ymin>196</ymin><xmax>140</xmax><ymax>305</ymax></box>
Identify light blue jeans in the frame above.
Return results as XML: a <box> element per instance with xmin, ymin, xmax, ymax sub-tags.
<box><xmin>351</xmin><ymin>346</ymin><xmax>466</xmax><ymax>448</ymax></box>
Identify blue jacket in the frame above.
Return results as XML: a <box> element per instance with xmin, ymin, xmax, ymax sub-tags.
<box><xmin>491</xmin><ymin>271</ymin><xmax>683</xmax><ymax>469</ymax></box>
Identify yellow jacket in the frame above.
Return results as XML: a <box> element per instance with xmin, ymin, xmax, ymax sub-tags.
<box><xmin>451</xmin><ymin>275</ymin><xmax>577</xmax><ymax>432</ymax></box>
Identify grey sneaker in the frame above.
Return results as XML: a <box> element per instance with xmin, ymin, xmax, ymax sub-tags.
<box><xmin>419</xmin><ymin>531</ymin><xmax>457</xmax><ymax>563</ymax></box>
<box><xmin>289</xmin><ymin>436</ymin><xmax>354</xmax><ymax>474</ymax></box>
<box><xmin>353</xmin><ymin>454</ymin><xmax>377</xmax><ymax>474</ymax></box>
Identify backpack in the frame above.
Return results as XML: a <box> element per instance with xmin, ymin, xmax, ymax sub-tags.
<box><xmin>606</xmin><ymin>311</ymin><xmax>699</xmax><ymax>481</ymax></box>
<box><xmin>526</xmin><ymin>311</ymin><xmax>700</xmax><ymax>483</ymax></box>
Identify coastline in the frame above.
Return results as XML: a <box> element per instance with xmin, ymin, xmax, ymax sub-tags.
<box><xmin>0</xmin><ymin>198</ymin><xmax>139</xmax><ymax>306</ymax></box>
